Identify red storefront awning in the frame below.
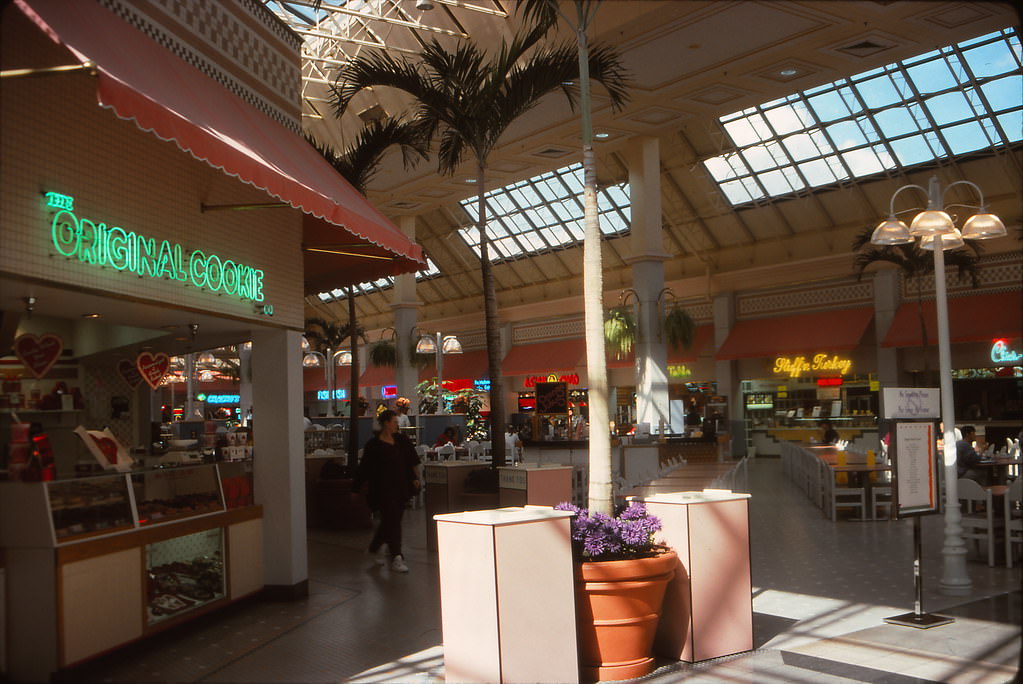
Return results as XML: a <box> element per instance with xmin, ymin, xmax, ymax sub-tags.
<box><xmin>606</xmin><ymin>325</ymin><xmax>715</xmax><ymax>368</ymax></box>
<box><xmin>716</xmin><ymin>307</ymin><xmax>873</xmax><ymax>360</ymax></box>
<box><xmin>881</xmin><ymin>291</ymin><xmax>1023</xmax><ymax>348</ymax></box>
<box><xmin>360</xmin><ymin>365</ymin><xmax>396</xmax><ymax>389</ymax></box>
<box><xmin>421</xmin><ymin>349</ymin><xmax>491</xmax><ymax>381</ymax></box>
<box><xmin>14</xmin><ymin>0</ymin><xmax>424</xmax><ymax>290</ymax></box>
<box><xmin>304</xmin><ymin>367</ymin><xmax>353</xmax><ymax>393</ymax></box>
<box><xmin>502</xmin><ymin>339</ymin><xmax>586</xmax><ymax>377</ymax></box>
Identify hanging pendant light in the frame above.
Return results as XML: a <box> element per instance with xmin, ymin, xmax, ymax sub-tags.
<box><xmin>335</xmin><ymin>350</ymin><xmax>353</xmax><ymax>366</ymax></box>
<box><xmin>303</xmin><ymin>353</ymin><xmax>323</xmax><ymax>368</ymax></box>
<box><xmin>441</xmin><ymin>335</ymin><xmax>463</xmax><ymax>354</ymax></box>
<box><xmin>960</xmin><ymin>211</ymin><xmax>1007</xmax><ymax>240</ymax></box>
<box><xmin>416</xmin><ymin>334</ymin><xmax>437</xmax><ymax>354</ymax></box>
<box><xmin>869</xmin><ymin>215</ymin><xmax>913</xmax><ymax>245</ymax></box>
<box><xmin>909</xmin><ymin>209</ymin><xmax>955</xmax><ymax>237</ymax></box>
<box><xmin>919</xmin><ymin>229</ymin><xmax>965</xmax><ymax>251</ymax></box>
<box><xmin>197</xmin><ymin>351</ymin><xmax>216</xmax><ymax>365</ymax></box>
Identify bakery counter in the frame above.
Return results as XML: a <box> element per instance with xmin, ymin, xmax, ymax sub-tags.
<box><xmin>0</xmin><ymin>471</ymin><xmax>263</xmax><ymax>682</ymax></box>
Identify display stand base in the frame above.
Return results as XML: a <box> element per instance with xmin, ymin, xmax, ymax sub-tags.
<box><xmin>884</xmin><ymin>612</ymin><xmax>954</xmax><ymax>629</ymax></box>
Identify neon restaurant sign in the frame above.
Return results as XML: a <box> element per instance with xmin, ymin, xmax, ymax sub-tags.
<box><xmin>991</xmin><ymin>339</ymin><xmax>1022</xmax><ymax>365</ymax></box>
<box><xmin>772</xmin><ymin>354</ymin><xmax>853</xmax><ymax>379</ymax></box>
<box><xmin>523</xmin><ymin>373</ymin><xmax>580</xmax><ymax>388</ymax></box>
<box><xmin>45</xmin><ymin>192</ymin><xmax>264</xmax><ymax>302</ymax></box>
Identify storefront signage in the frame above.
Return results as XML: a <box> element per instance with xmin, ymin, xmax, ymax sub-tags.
<box><xmin>991</xmin><ymin>339</ymin><xmax>1022</xmax><ymax>364</ymax></box>
<box><xmin>316</xmin><ymin>389</ymin><xmax>348</xmax><ymax>400</ymax></box>
<box><xmin>816</xmin><ymin>377</ymin><xmax>843</xmax><ymax>387</ymax></box>
<box><xmin>203</xmin><ymin>394</ymin><xmax>240</xmax><ymax>404</ymax></box>
<box><xmin>14</xmin><ymin>333</ymin><xmax>63</xmax><ymax>379</ymax></box>
<box><xmin>474</xmin><ymin>379</ymin><xmax>491</xmax><ymax>391</ymax></box>
<box><xmin>882</xmin><ymin>387</ymin><xmax>940</xmax><ymax>420</ymax></box>
<box><xmin>45</xmin><ymin>192</ymin><xmax>264</xmax><ymax>303</ymax></box>
<box><xmin>772</xmin><ymin>354</ymin><xmax>852</xmax><ymax>378</ymax></box>
<box><xmin>523</xmin><ymin>373</ymin><xmax>579</xmax><ymax>388</ymax></box>
<box><xmin>135</xmin><ymin>351</ymin><xmax>170</xmax><ymax>390</ymax></box>
<box><xmin>382</xmin><ymin>385</ymin><xmax>398</xmax><ymax>398</ymax></box>
<box><xmin>668</xmin><ymin>364</ymin><xmax>692</xmax><ymax>378</ymax></box>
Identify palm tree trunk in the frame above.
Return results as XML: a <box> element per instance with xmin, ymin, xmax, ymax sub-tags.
<box><xmin>348</xmin><ymin>286</ymin><xmax>360</xmax><ymax>468</ymax></box>
<box><xmin>575</xmin><ymin>7</ymin><xmax>612</xmax><ymax>515</ymax></box>
<box><xmin>478</xmin><ymin>159</ymin><xmax>507</xmax><ymax>468</ymax></box>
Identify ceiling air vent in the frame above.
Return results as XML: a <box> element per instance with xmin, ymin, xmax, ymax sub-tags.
<box><xmin>534</xmin><ymin>147</ymin><xmax>571</xmax><ymax>158</ymax></box>
<box><xmin>837</xmin><ymin>39</ymin><xmax>894</xmax><ymax>58</ymax></box>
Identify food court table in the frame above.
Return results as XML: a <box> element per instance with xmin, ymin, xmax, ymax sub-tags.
<box><xmin>830</xmin><ymin>463</ymin><xmax>892</xmax><ymax>520</ymax></box>
<box><xmin>972</xmin><ymin>456</ymin><xmax>1021</xmax><ymax>487</ymax></box>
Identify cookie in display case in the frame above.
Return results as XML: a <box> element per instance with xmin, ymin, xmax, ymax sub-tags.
<box><xmin>145</xmin><ymin>527</ymin><xmax>225</xmax><ymax>624</ymax></box>
<box><xmin>132</xmin><ymin>464</ymin><xmax>225</xmax><ymax>525</ymax></box>
<box><xmin>46</xmin><ymin>473</ymin><xmax>134</xmax><ymax>541</ymax></box>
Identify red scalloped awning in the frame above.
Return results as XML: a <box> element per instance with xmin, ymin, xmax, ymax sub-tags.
<box><xmin>14</xmin><ymin>0</ymin><xmax>424</xmax><ymax>291</ymax></box>
<box><xmin>503</xmin><ymin>339</ymin><xmax>586</xmax><ymax>377</ymax></box>
<box><xmin>716</xmin><ymin>307</ymin><xmax>874</xmax><ymax>360</ymax></box>
<box><xmin>881</xmin><ymin>291</ymin><xmax>1023</xmax><ymax>347</ymax></box>
<box><xmin>421</xmin><ymin>350</ymin><xmax>491</xmax><ymax>381</ymax></box>
<box><xmin>607</xmin><ymin>325</ymin><xmax>715</xmax><ymax>368</ymax></box>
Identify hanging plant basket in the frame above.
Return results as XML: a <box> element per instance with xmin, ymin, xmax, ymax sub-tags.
<box><xmin>662</xmin><ymin>305</ymin><xmax>695</xmax><ymax>352</ymax></box>
<box><xmin>604</xmin><ymin>306</ymin><xmax>636</xmax><ymax>359</ymax></box>
<box><xmin>368</xmin><ymin>340</ymin><xmax>397</xmax><ymax>367</ymax></box>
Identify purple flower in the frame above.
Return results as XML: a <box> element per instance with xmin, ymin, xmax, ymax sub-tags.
<box><xmin>558</xmin><ymin>500</ymin><xmax>663</xmax><ymax>561</ymax></box>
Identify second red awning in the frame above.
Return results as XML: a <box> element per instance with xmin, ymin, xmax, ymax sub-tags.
<box><xmin>881</xmin><ymin>291</ymin><xmax>1023</xmax><ymax>347</ymax></box>
<box><xmin>716</xmin><ymin>307</ymin><xmax>874</xmax><ymax>360</ymax></box>
<box><xmin>502</xmin><ymin>339</ymin><xmax>586</xmax><ymax>377</ymax></box>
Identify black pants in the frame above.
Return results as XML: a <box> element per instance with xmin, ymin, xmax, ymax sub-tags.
<box><xmin>369</xmin><ymin>499</ymin><xmax>405</xmax><ymax>558</ymax></box>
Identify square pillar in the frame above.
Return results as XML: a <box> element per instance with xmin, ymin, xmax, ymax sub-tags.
<box><xmin>435</xmin><ymin>507</ymin><xmax>578</xmax><ymax>684</ymax></box>
<box><xmin>873</xmin><ymin>269</ymin><xmax>900</xmax><ymax>387</ymax></box>
<box><xmin>394</xmin><ymin>215</ymin><xmax>421</xmax><ymax>404</ymax></box>
<box><xmin>251</xmin><ymin>327</ymin><xmax>308</xmax><ymax>595</ymax></box>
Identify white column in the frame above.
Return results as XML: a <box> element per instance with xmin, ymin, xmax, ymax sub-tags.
<box><xmin>251</xmin><ymin>327</ymin><xmax>308</xmax><ymax>594</ymax></box>
<box><xmin>713</xmin><ymin>293</ymin><xmax>744</xmax><ymax>450</ymax></box>
<box><xmin>873</xmin><ymin>269</ymin><xmax>900</xmax><ymax>387</ymax></box>
<box><xmin>394</xmin><ymin>215</ymin><xmax>420</xmax><ymax>409</ymax></box>
<box><xmin>239</xmin><ymin>343</ymin><xmax>253</xmax><ymax>426</ymax></box>
<box><xmin>627</xmin><ymin>137</ymin><xmax>670</xmax><ymax>432</ymax></box>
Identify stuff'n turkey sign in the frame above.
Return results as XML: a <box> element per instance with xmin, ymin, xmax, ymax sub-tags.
<box><xmin>117</xmin><ymin>358</ymin><xmax>144</xmax><ymax>389</ymax></box>
<box><xmin>14</xmin><ymin>333</ymin><xmax>64</xmax><ymax>379</ymax></box>
<box><xmin>136</xmin><ymin>352</ymin><xmax>170</xmax><ymax>389</ymax></box>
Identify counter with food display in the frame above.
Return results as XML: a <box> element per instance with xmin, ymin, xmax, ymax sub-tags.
<box><xmin>0</xmin><ymin>463</ymin><xmax>262</xmax><ymax>682</ymax></box>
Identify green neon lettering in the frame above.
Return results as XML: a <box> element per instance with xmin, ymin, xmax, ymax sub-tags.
<box><xmin>78</xmin><ymin>218</ymin><xmax>99</xmax><ymax>264</ymax></box>
<box><xmin>173</xmin><ymin>244</ymin><xmax>187</xmax><ymax>280</ymax></box>
<box><xmin>107</xmin><ymin>227</ymin><xmax>129</xmax><ymax>270</ymax></box>
<box><xmin>156</xmin><ymin>240</ymin><xmax>176</xmax><ymax>280</ymax></box>
<box><xmin>46</xmin><ymin>192</ymin><xmax>74</xmax><ymax>211</ymax></box>
<box><xmin>221</xmin><ymin>259</ymin><xmax>238</xmax><ymax>295</ymax></box>
<box><xmin>205</xmin><ymin>254</ymin><xmax>223</xmax><ymax>291</ymax></box>
<box><xmin>51</xmin><ymin>210</ymin><xmax>79</xmax><ymax>257</ymax></box>
<box><xmin>253</xmin><ymin>270</ymin><xmax>264</xmax><ymax>301</ymax></box>
<box><xmin>189</xmin><ymin>250</ymin><xmax>207</xmax><ymax>288</ymax></box>
<box><xmin>136</xmin><ymin>235</ymin><xmax>158</xmax><ymax>277</ymax></box>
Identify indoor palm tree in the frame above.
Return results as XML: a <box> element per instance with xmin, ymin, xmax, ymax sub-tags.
<box><xmin>330</xmin><ymin>19</ymin><xmax>628</xmax><ymax>468</ymax></box>
<box><xmin>853</xmin><ymin>228</ymin><xmax>981</xmax><ymax>380</ymax></box>
<box><xmin>520</xmin><ymin>0</ymin><xmax>625</xmax><ymax>513</ymax></box>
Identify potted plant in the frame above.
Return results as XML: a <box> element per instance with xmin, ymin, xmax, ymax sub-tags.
<box><xmin>555</xmin><ymin>501</ymin><xmax>677</xmax><ymax>682</ymax></box>
<box><xmin>604</xmin><ymin>306</ymin><xmax>636</xmax><ymax>360</ymax></box>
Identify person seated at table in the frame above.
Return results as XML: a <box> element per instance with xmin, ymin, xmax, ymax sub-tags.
<box><xmin>820</xmin><ymin>420</ymin><xmax>839</xmax><ymax>446</ymax></box>
<box><xmin>434</xmin><ymin>426</ymin><xmax>460</xmax><ymax>447</ymax></box>
<box><xmin>956</xmin><ymin>425</ymin><xmax>983</xmax><ymax>482</ymax></box>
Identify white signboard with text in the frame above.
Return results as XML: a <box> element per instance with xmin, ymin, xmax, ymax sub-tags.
<box><xmin>893</xmin><ymin>422</ymin><xmax>940</xmax><ymax>517</ymax></box>
<box><xmin>882</xmin><ymin>387</ymin><xmax>941</xmax><ymax>420</ymax></box>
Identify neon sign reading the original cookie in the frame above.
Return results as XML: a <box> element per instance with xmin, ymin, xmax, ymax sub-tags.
<box><xmin>45</xmin><ymin>192</ymin><xmax>264</xmax><ymax>302</ymax></box>
<box><xmin>991</xmin><ymin>339</ymin><xmax>1022</xmax><ymax>365</ymax></box>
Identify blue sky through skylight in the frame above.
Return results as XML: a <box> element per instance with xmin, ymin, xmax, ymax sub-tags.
<box><xmin>703</xmin><ymin>27</ymin><xmax>1022</xmax><ymax>206</ymax></box>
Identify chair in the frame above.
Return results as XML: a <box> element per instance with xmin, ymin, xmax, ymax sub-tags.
<box><xmin>871</xmin><ymin>485</ymin><xmax>893</xmax><ymax>520</ymax></box>
<box><xmin>415</xmin><ymin>444</ymin><xmax>430</xmax><ymax>462</ymax></box>
<box><xmin>958</xmin><ymin>478</ymin><xmax>995</xmax><ymax>567</ymax></box>
<box><xmin>824</xmin><ymin>464</ymin><xmax>866</xmax><ymax>520</ymax></box>
<box><xmin>479</xmin><ymin>441</ymin><xmax>492</xmax><ymax>463</ymax></box>
<box><xmin>1005</xmin><ymin>477</ymin><xmax>1023</xmax><ymax>569</ymax></box>
<box><xmin>464</xmin><ymin>440</ymin><xmax>482</xmax><ymax>461</ymax></box>
<box><xmin>436</xmin><ymin>443</ymin><xmax>456</xmax><ymax>461</ymax></box>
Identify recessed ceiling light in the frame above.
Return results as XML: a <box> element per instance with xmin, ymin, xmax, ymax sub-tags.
<box><xmin>174</xmin><ymin>336</ymin><xmax>188</xmax><ymax>341</ymax></box>
<box><xmin>779</xmin><ymin>68</ymin><xmax>799</xmax><ymax>77</ymax></box>
<box><xmin>464</xmin><ymin>178</ymin><xmax>478</xmax><ymax>184</ymax></box>
<box><xmin>161</xmin><ymin>324</ymin><xmax>179</xmax><ymax>331</ymax></box>
<box><xmin>594</xmin><ymin>132</ymin><xmax>611</xmax><ymax>139</ymax></box>
<box><xmin>82</xmin><ymin>313</ymin><xmax>102</xmax><ymax>319</ymax></box>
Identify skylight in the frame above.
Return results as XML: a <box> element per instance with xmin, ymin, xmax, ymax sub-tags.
<box><xmin>316</xmin><ymin>257</ymin><xmax>441</xmax><ymax>302</ymax></box>
<box><xmin>703</xmin><ymin>27</ymin><xmax>1022</xmax><ymax>206</ymax></box>
<box><xmin>457</xmin><ymin>162</ymin><xmax>631</xmax><ymax>262</ymax></box>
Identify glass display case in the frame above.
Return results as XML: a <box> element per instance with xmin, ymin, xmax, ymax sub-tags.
<box><xmin>46</xmin><ymin>474</ymin><xmax>134</xmax><ymax>541</ymax></box>
<box><xmin>145</xmin><ymin>527</ymin><xmax>225</xmax><ymax>625</ymax></box>
<box><xmin>131</xmin><ymin>464</ymin><xmax>225</xmax><ymax>525</ymax></box>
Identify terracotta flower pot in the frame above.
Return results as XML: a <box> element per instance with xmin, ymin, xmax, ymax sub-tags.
<box><xmin>574</xmin><ymin>549</ymin><xmax>677</xmax><ymax>682</ymax></box>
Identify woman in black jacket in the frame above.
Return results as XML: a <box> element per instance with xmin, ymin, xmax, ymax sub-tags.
<box><xmin>355</xmin><ymin>410</ymin><xmax>420</xmax><ymax>572</ymax></box>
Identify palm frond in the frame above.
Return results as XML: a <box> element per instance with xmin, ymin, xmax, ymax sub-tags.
<box><xmin>310</xmin><ymin>117</ymin><xmax>429</xmax><ymax>193</ymax></box>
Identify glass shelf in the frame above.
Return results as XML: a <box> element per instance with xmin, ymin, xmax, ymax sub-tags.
<box><xmin>145</xmin><ymin>528</ymin><xmax>225</xmax><ymax>625</ymax></box>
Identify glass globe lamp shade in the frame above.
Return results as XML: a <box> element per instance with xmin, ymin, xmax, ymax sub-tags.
<box><xmin>302</xmin><ymin>353</ymin><xmax>323</xmax><ymax>368</ymax></box>
<box><xmin>416</xmin><ymin>334</ymin><xmax>437</xmax><ymax>355</ymax></box>
<box><xmin>441</xmin><ymin>335</ymin><xmax>463</xmax><ymax>354</ymax></box>
<box><xmin>198</xmin><ymin>370</ymin><xmax>215</xmax><ymax>382</ymax></box>
<box><xmin>919</xmin><ymin>229</ymin><xmax>964</xmax><ymax>251</ymax></box>
<box><xmin>960</xmin><ymin>212</ymin><xmax>1006</xmax><ymax>240</ymax></box>
<box><xmin>301</xmin><ymin>336</ymin><xmax>311</xmax><ymax>351</ymax></box>
<box><xmin>197</xmin><ymin>351</ymin><xmax>216</xmax><ymax>365</ymax></box>
<box><xmin>909</xmin><ymin>209</ymin><xmax>955</xmax><ymax>236</ymax></box>
<box><xmin>335</xmin><ymin>350</ymin><xmax>353</xmax><ymax>366</ymax></box>
<box><xmin>869</xmin><ymin>216</ymin><xmax>913</xmax><ymax>245</ymax></box>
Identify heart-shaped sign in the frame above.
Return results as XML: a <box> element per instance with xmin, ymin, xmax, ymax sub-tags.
<box><xmin>117</xmin><ymin>358</ymin><xmax>143</xmax><ymax>389</ymax></box>
<box><xmin>136</xmin><ymin>352</ymin><xmax>170</xmax><ymax>390</ymax></box>
<box><xmin>14</xmin><ymin>333</ymin><xmax>64</xmax><ymax>379</ymax></box>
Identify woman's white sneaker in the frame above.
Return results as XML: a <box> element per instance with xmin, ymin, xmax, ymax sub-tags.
<box><xmin>391</xmin><ymin>554</ymin><xmax>409</xmax><ymax>573</ymax></box>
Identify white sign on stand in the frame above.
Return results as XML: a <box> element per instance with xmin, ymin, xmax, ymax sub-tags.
<box><xmin>882</xmin><ymin>387</ymin><xmax>941</xmax><ymax>419</ymax></box>
<box><xmin>893</xmin><ymin>422</ymin><xmax>939</xmax><ymax>517</ymax></box>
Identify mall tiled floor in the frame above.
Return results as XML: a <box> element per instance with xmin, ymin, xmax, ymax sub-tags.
<box><xmin>63</xmin><ymin>458</ymin><xmax>1021</xmax><ymax>683</ymax></box>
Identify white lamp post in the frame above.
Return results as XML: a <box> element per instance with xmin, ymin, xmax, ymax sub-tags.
<box><xmin>416</xmin><ymin>332</ymin><xmax>462</xmax><ymax>414</ymax></box>
<box><xmin>872</xmin><ymin>174</ymin><xmax>1005</xmax><ymax>595</ymax></box>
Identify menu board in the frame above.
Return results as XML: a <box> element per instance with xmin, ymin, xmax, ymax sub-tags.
<box><xmin>892</xmin><ymin>422</ymin><xmax>940</xmax><ymax>517</ymax></box>
<box><xmin>535</xmin><ymin>382</ymin><xmax>568</xmax><ymax>414</ymax></box>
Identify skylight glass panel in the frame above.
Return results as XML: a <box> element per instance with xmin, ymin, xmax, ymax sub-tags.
<box><xmin>458</xmin><ymin>162</ymin><xmax>630</xmax><ymax>262</ymax></box>
<box><xmin>703</xmin><ymin>27</ymin><xmax>1022</xmax><ymax>206</ymax></box>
